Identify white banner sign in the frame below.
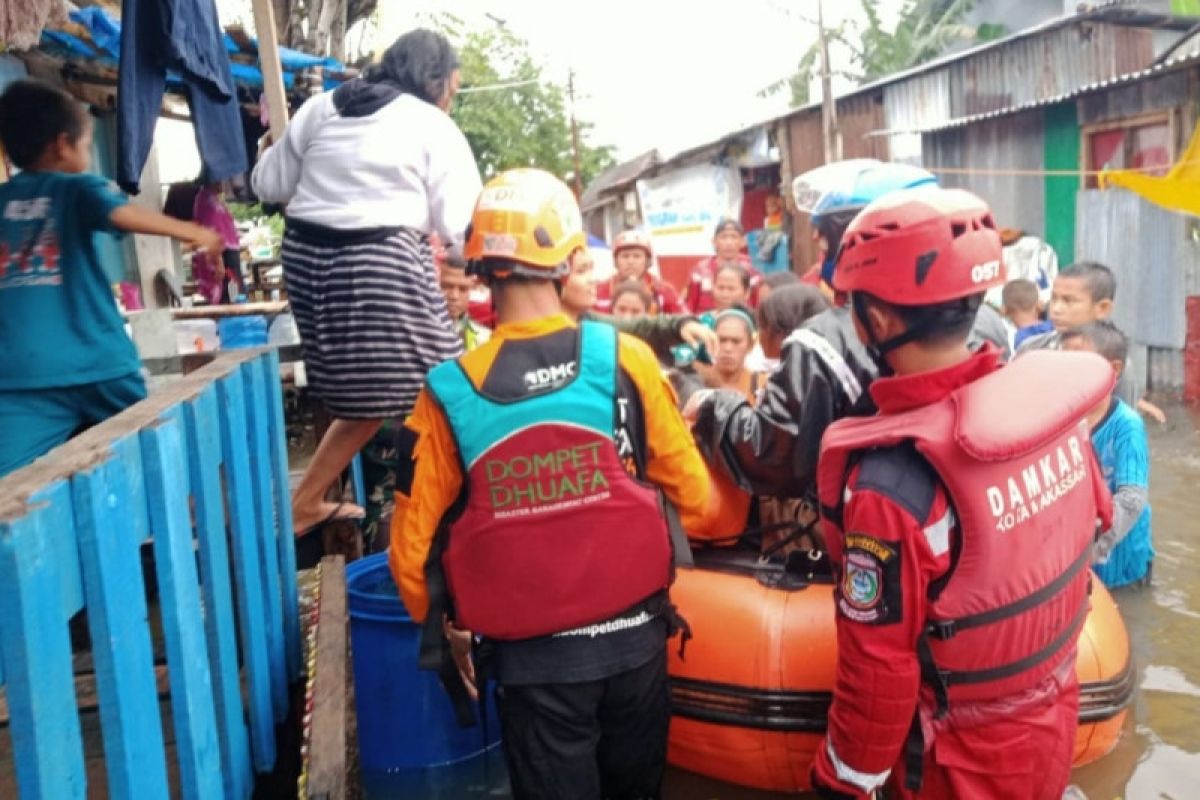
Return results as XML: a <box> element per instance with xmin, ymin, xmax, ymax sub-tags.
<box><xmin>636</xmin><ymin>165</ymin><xmax>743</xmax><ymax>257</ymax></box>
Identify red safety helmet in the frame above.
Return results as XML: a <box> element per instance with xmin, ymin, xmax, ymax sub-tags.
<box><xmin>612</xmin><ymin>229</ymin><xmax>654</xmax><ymax>258</ymax></box>
<box><xmin>834</xmin><ymin>187</ymin><xmax>1004</xmax><ymax>306</ymax></box>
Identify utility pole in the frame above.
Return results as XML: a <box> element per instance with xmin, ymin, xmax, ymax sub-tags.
<box><xmin>568</xmin><ymin>68</ymin><xmax>584</xmax><ymax>198</ymax></box>
<box><xmin>817</xmin><ymin>0</ymin><xmax>842</xmax><ymax>163</ymax></box>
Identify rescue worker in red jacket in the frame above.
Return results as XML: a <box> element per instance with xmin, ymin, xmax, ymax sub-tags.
<box><xmin>594</xmin><ymin>229</ymin><xmax>683</xmax><ymax>314</ymax></box>
<box><xmin>810</xmin><ymin>186</ymin><xmax>1115</xmax><ymax>799</ymax></box>
<box><xmin>389</xmin><ymin>168</ymin><xmax>746</xmax><ymax>800</ymax></box>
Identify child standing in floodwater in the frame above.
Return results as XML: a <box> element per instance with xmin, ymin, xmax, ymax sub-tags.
<box><xmin>1063</xmin><ymin>321</ymin><xmax>1154</xmax><ymax>588</ymax></box>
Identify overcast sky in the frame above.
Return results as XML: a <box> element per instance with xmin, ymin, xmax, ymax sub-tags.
<box><xmin>379</xmin><ymin>1</ymin><xmax>913</xmax><ymax>159</ymax></box>
<box><xmin>215</xmin><ymin>0</ymin><xmax>907</xmax><ymax>162</ymax></box>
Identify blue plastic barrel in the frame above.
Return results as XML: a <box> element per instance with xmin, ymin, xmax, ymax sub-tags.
<box><xmin>346</xmin><ymin>554</ymin><xmax>501</xmax><ymax>772</ymax></box>
<box><xmin>217</xmin><ymin>316</ymin><xmax>268</xmax><ymax>349</ymax></box>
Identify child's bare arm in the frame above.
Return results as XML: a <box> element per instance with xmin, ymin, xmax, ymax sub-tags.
<box><xmin>110</xmin><ymin>204</ymin><xmax>224</xmax><ymax>258</ymax></box>
<box><xmin>1136</xmin><ymin>398</ymin><xmax>1167</xmax><ymax>425</ymax></box>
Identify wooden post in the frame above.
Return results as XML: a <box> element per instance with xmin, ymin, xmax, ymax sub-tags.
<box><xmin>305</xmin><ymin>556</ymin><xmax>352</xmax><ymax>800</ymax></box>
<box><xmin>569</xmin><ymin>69</ymin><xmax>584</xmax><ymax>198</ymax></box>
<box><xmin>129</xmin><ymin>146</ymin><xmax>175</xmax><ymax>311</ymax></box>
<box><xmin>252</xmin><ymin>0</ymin><xmax>291</xmax><ymax>141</ymax></box>
<box><xmin>817</xmin><ymin>0</ymin><xmax>842</xmax><ymax>164</ymax></box>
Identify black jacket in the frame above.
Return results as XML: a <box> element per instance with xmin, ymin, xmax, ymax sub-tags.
<box><xmin>692</xmin><ymin>304</ymin><xmax>1011</xmax><ymax>499</ymax></box>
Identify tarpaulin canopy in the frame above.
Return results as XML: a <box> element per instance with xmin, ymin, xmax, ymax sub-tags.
<box><xmin>1100</xmin><ymin>123</ymin><xmax>1200</xmax><ymax>217</ymax></box>
<box><xmin>39</xmin><ymin>6</ymin><xmax>346</xmax><ymax>93</ymax></box>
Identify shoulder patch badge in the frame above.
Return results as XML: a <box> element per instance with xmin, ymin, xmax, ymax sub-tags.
<box><xmin>838</xmin><ymin>533</ymin><xmax>902</xmax><ymax>625</ymax></box>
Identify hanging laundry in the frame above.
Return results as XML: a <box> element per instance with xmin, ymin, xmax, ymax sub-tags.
<box><xmin>117</xmin><ymin>0</ymin><xmax>247</xmax><ymax>192</ymax></box>
<box><xmin>1</xmin><ymin>0</ymin><xmax>66</xmax><ymax>51</ymax></box>
<box><xmin>1100</xmin><ymin>121</ymin><xmax>1200</xmax><ymax>217</ymax></box>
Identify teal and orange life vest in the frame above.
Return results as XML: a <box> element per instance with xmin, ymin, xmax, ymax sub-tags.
<box><xmin>425</xmin><ymin>320</ymin><xmax>672</xmax><ymax>641</ymax></box>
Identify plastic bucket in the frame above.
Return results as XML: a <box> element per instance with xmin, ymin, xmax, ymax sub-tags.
<box><xmin>346</xmin><ymin>554</ymin><xmax>501</xmax><ymax>772</ymax></box>
<box><xmin>217</xmin><ymin>315</ymin><xmax>268</xmax><ymax>349</ymax></box>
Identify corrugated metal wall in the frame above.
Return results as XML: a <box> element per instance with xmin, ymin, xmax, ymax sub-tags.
<box><xmin>922</xmin><ymin>108</ymin><xmax>1047</xmax><ymax>237</ymax></box>
<box><xmin>884</xmin><ymin>69</ymin><xmax>953</xmax><ymax>132</ymax></box>
<box><xmin>1075</xmin><ymin>189</ymin><xmax>1197</xmax><ymax>394</ymax></box>
<box><xmin>1077</xmin><ymin>69</ymin><xmax>1191</xmax><ymax>126</ymax></box>
<box><xmin>1149</xmin><ymin>348</ymin><xmax>1185</xmax><ymax>396</ymax></box>
<box><xmin>786</xmin><ymin>94</ymin><xmax>889</xmax><ymax>267</ymax></box>
<box><xmin>876</xmin><ymin>19</ymin><xmax>1156</xmax><ymax>136</ymax></box>
<box><xmin>951</xmin><ymin>23</ymin><xmax>1153</xmax><ymax>117</ymax></box>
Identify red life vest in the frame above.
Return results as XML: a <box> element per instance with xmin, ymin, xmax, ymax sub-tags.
<box><xmin>425</xmin><ymin>321</ymin><xmax>672</xmax><ymax>641</ymax></box>
<box><xmin>818</xmin><ymin>350</ymin><xmax>1114</xmax><ymax>708</ymax></box>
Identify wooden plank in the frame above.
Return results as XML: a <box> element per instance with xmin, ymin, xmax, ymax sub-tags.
<box><xmin>141</xmin><ymin>344</ymin><xmax>302</xmax><ymax>377</ymax></box>
<box><xmin>71</xmin><ymin>436</ymin><xmax>169</xmax><ymax>799</ymax></box>
<box><xmin>250</xmin><ymin>0</ymin><xmax>290</xmax><ymax>142</ymax></box>
<box><xmin>243</xmin><ymin>361</ymin><xmax>289</xmax><ymax>722</ymax></box>
<box><xmin>306</xmin><ymin>556</ymin><xmax>349</xmax><ymax>800</ymax></box>
<box><xmin>140</xmin><ymin>410</ymin><xmax>223</xmax><ymax>800</ymax></box>
<box><xmin>184</xmin><ymin>387</ymin><xmax>254</xmax><ymax>799</ymax></box>
<box><xmin>0</xmin><ymin>665</ymin><xmax>171</xmax><ymax>725</ymax></box>
<box><xmin>167</xmin><ymin>301</ymin><xmax>289</xmax><ymax>321</ymax></box>
<box><xmin>217</xmin><ymin>372</ymin><xmax>277</xmax><ymax>772</ymax></box>
<box><xmin>29</xmin><ymin>480</ymin><xmax>84</xmax><ymax>619</ymax></box>
<box><xmin>0</xmin><ymin>507</ymin><xmax>86</xmax><ymax>799</ymax></box>
<box><xmin>263</xmin><ymin>350</ymin><xmax>301</xmax><ymax>682</ymax></box>
<box><xmin>0</xmin><ymin>349</ymin><xmax>267</xmax><ymax>523</ymax></box>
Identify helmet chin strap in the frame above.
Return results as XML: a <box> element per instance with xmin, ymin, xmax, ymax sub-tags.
<box><xmin>850</xmin><ymin>293</ymin><xmax>937</xmax><ymax>375</ymax></box>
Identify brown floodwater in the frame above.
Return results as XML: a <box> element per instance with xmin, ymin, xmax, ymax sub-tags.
<box><xmin>360</xmin><ymin>405</ymin><xmax>1200</xmax><ymax>800</ymax></box>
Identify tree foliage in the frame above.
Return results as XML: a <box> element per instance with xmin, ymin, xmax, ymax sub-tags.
<box><xmin>269</xmin><ymin>0</ymin><xmax>376</xmax><ymax>61</ymax></box>
<box><xmin>765</xmin><ymin>0</ymin><xmax>980</xmax><ymax>108</ymax></box>
<box><xmin>428</xmin><ymin>14</ymin><xmax>615</xmax><ymax>187</ymax></box>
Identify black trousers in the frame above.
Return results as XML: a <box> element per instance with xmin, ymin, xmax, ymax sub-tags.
<box><xmin>497</xmin><ymin>648</ymin><xmax>670</xmax><ymax>800</ymax></box>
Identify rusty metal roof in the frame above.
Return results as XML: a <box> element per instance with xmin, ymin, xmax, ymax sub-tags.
<box><xmin>881</xmin><ymin>39</ymin><xmax>1200</xmax><ymax>135</ymax></box>
<box><xmin>580</xmin><ymin>149</ymin><xmax>661</xmax><ymax>210</ymax></box>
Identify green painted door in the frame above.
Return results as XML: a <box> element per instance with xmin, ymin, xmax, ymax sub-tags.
<box><xmin>1043</xmin><ymin>103</ymin><xmax>1080</xmax><ymax>266</ymax></box>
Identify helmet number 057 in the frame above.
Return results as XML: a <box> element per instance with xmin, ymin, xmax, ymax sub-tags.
<box><xmin>971</xmin><ymin>260</ymin><xmax>1001</xmax><ymax>284</ymax></box>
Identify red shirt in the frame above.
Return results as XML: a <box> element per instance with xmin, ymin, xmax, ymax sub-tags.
<box><xmin>684</xmin><ymin>254</ymin><xmax>763</xmax><ymax>314</ymax></box>
<box><xmin>593</xmin><ymin>275</ymin><xmax>682</xmax><ymax>315</ymax></box>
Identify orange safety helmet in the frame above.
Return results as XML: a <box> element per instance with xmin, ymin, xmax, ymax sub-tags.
<box><xmin>464</xmin><ymin>168</ymin><xmax>586</xmax><ymax>278</ymax></box>
<box><xmin>612</xmin><ymin>229</ymin><xmax>654</xmax><ymax>258</ymax></box>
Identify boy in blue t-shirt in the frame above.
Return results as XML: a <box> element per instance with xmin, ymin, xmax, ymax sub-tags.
<box><xmin>0</xmin><ymin>80</ymin><xmax>223</xmax><ymax>477</ymax></box>
<box><xmin>1062</xmin><ymin>321</ymin><xmax>1154</xmax><ymax>588</ymax></box>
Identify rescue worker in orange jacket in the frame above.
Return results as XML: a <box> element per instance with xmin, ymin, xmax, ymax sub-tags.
<box><xmin>389</xmin><ymin>168</ymin><xmax>745</xmax><ymax>800</ymax></box>
<box><xmin>809</xmin><ymin>187</ymin><xmax>1114</xmax><ymax>799</ymax></box>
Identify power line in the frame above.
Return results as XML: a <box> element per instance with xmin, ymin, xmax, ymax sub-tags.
<box><xmin>456</xmin><ymin>78</ymin><xmax>537</xmax><ymax>95</ymax></box>
<box><xmin>922</xmin><ymin>163</ymin><xmax>1187</xmax><ymax>178</ymax></box>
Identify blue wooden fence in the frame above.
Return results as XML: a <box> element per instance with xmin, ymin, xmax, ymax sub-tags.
<box><xmin>0</xmin><ymin>348</ymin><xmax>300</xmax><ymax>799</ymax></box>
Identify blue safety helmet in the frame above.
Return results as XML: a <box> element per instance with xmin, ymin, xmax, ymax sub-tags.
<box><xmin>792</xmin><ymin>160</ymin><xmax>937</xmax><ymax>285</ymax></box>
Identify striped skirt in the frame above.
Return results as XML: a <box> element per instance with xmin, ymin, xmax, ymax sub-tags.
<box><xmin>282</xmin><ymin>224</ymin><xmax>464</xmax><ymax>419</ymax></box>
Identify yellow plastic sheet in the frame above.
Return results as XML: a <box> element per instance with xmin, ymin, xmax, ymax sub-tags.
<box><xmin>1100</xmin><ymin>124</ymin><xmax>1200</xmax><ymax>216</ymax></box>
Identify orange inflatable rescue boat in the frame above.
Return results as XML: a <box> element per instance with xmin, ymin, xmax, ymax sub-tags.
<box><xmin>667</xmin><ymin>538</ymin><xmax>1135</xmax><ymax>792</ymax></box>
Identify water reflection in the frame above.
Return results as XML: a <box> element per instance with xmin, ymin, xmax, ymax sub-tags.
<box><xmin>1074</xmin><ymin>404</ymin><xmax>1200</xmax><ymax>800</ymax></box>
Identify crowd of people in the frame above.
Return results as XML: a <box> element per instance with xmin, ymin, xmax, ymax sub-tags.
<box><xmin>0</xmin><ymin>25</ymin><xmax>1162</xmax><ymax>800</ymax></box>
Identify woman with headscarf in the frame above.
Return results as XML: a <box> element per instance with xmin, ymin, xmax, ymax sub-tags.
<box><xmin>252</xmin><ymin>29</ymin><xmax>482</xmax><ymax>537</ymax></box>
